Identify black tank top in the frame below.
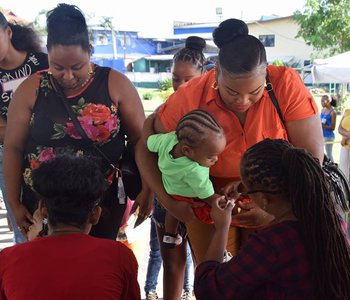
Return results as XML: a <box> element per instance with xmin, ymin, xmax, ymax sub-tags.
<box><xmin>22</xmin><ymin>66</ymin><xmax>126</xmax><ymax>211</ymax></box>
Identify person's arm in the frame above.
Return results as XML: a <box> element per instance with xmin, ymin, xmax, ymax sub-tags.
<box><xmin>135</xmin><ymin>113</ymin><xmax>196</xmax><ymax>223</ymax></box>
<box><xmin>273</xmin><ymin>67</ymin><xmax>324</xmax><ymax>164</ymax></box>
<box><xmin>204</xmin><ymin>197</ymin><xmax>233</xmax><ymax>261</ymax></box>
<box><xmin>142</xmin><ymin>112</ymin><xmax>157</xmax><ymax>144</ymax></box>
<box><xmin>338</xmin><ymin>116</ymin><xmax>350</xmax><ymax>137</ymax></box>
<box><xmin>285</xmin><ymin>115</ymin><xmax>324</xmax><ymax>164</ymax></box>
<box><xmin>3</xmin><ymin>76</ymin><xmax>38</xmax><ymax>229</ymax></box>
<box><xmin>108</xmin><ymin>69</ymin><xmax>154</xmax><ymax>216</ymax></box>
<box><xmin>195</xmin><ymin>213</ymin><xmax>276</xmax><ymax>299</ymax></box>
<box><xmin>108</xmin><ymin>69</ymin><xmax>145</xmax><ymax>145</ymax></box>
<box><xmin>0</xmin><ymin>116</ymin><xmax>6</xmax><ymax>144</ymax></box>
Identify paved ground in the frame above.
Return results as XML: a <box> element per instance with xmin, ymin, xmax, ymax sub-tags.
<box><xmin>0</xmin><ymin>206</ymin><xmax>164</xmax><ymax>300</ymax></box>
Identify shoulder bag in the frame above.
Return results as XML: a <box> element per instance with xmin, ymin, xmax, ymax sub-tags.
<box><xmin>50</xmin><ymin>75</ymin><xmax>142</xmax><ymax>201</ymax></box>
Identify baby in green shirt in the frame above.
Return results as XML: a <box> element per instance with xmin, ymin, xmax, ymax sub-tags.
<box><xmin>147</xmin><ymin>110</ymin><xmax>226</xmax><ymax>248</ymax></box>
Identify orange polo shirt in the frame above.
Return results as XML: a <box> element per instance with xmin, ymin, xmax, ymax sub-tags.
<box><xmin>158</xmin><ymin>65</ymin><xmax>318</xmax><ymax>188</ymax></box>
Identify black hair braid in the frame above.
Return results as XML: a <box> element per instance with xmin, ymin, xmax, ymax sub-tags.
<box><xmin>242</xmin><ymin>139</ymin><xmax>350</xmax><ymax>300</ymax></box>
<box><xmin>173</xmin><ymin>36</ymin><xmax>206</xmax><ymax>71</ymax></box>
<box><xmin>175</xmin><ymin>109</ymin><xmax>222</xmax><ymax>147</ymax></box>
<box><xmin>282</xmin><ymin>148</ymin><xmax>350</xmax><ymax>300</ymax></box>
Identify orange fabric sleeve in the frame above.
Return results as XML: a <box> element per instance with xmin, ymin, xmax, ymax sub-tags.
<box><xmin>270</xmin><ymin>66</ymin><xmax>318</xmax><ymax>122</ymax></box>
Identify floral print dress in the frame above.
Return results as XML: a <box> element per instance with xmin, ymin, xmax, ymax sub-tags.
<box><xmin>22</xmin><ymin>66</ymin><xmax>127</xmax><ymax>238</ymax></box>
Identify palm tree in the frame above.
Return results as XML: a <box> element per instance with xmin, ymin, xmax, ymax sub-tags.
<box><xmin>100</xmin><ymin>16</ymin><xmax>117</xmax><ymax>59</ymax></box>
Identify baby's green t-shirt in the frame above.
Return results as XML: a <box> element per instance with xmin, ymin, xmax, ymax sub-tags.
<box><xmin>147</xmin><ymin>131</ymin><xmax>214</xmax><ymax>199</ymax></box>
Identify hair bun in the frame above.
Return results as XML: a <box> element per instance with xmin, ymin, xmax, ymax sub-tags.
<box><xmin>185</xmin><ymin>36</ymin><xmax>206</xmax><ymax>52</ymax></box>
<box><xmin>213</xmin><ymin>18</ymin><xmax>249</xmax><ymax>48</ymax></box>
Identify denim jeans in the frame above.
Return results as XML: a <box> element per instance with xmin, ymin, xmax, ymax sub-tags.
<box><xmin>0</xmin><ymin>147</ymin><xmax>27</xmax><ymax>244</ymax></box>
<box><xmin>144</xmin><ymin>199</ymin><xmax>194</xmax><ymax>293</ymax></box>
<box><xmin>144</xmin><ymin>218</ymin><xmax>162</xmax><ymax>293</ymax></box>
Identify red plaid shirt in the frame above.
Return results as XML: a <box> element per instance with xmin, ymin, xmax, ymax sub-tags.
<box><xmin>194</xmin><ymin>221</ymin><xmax>316</xmax><ymax>300</ymax></box>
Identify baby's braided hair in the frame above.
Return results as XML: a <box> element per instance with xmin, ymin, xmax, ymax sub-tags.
<box><xmin>241</xmin><ymin>139</ymin><xmax>350</xmax><ymax>300</ymax></box>
<box><xmin>175</xmin><ymin>109</ymin><xmax>222</xmax><ymax>148</ymax></box>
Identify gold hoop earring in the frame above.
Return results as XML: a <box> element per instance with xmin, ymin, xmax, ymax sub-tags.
<box><xmin>211</xmin><ymin>69</ymin><xmax>219</xmax><ymax>90</ymax></box>
<box><xmin>211</xmin><ymin>80</ymin><xmax>218</xmax><ymax>90</ymax></box>
<box><xmin>47</xmin><ymin>70</ymin><xmax>52</xmax><ymax>75</ymax></box>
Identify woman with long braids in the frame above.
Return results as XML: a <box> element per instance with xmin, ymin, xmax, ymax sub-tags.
<box><xmin>194</xmin><ymin>138</ymin><xmax>350</xmax><ymax>300</ymax></box>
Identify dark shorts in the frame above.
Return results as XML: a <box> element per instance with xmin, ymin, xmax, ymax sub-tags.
<box><xmin>151</xmin><ymin>196</ymin><xmax>188</xmax><ymax>239</ymax></box>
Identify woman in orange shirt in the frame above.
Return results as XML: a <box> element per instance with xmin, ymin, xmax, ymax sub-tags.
<box><xmin>135</xmin><ymin>18</ymin><xmax>323</xmax><ymax>297</ymax></box>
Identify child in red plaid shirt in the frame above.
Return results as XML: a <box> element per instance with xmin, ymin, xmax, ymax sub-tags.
<box><xmin>194</xmin><ymin>139</ymin><xmax>350</xmax><ymax>300</ymax></box>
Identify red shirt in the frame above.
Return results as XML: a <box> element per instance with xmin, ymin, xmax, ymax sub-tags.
<box><xmin>194</xmin><ymin>221</ymin><xmax>316</xmax><ymax>300</ymax></box>
<box><xmin>0</xmin><ymin>234</ymin><xmax>140</xmax><ymax>300</ymax></box>
<box><xmin>158</xmin><ymin>66</ymin><xmax>318</xmax><ymax>188</ymax></box>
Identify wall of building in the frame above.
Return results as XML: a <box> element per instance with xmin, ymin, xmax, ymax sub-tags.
<box><xmin>248</xmin><ymin>17</ymin><xmax>314</xmax><ymax>66</ymax></box>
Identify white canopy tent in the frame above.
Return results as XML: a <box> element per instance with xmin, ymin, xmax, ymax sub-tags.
<box><xmin>312</xmin><ymin>51</ymin><xmax>350</xmax><ymax>83</ymax></box>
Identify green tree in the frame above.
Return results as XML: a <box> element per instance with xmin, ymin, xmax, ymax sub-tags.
<box><xmin>294</xmin><ymin>0</ymin><xmax>350</xmax><ymax>55</ymax></box>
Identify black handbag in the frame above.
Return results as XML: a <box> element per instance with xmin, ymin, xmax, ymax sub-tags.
<box><xmin>118</xmin><ymin>142</ymin><xmax>142</xmax><ymax>200</ymax></box>
<box><xmin>51</xmin><ymin>75</ymin><xmax>142</xmax><ymax>200</ymax></box>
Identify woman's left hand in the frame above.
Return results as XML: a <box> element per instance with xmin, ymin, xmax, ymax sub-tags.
<box><xmin>231</xmin><ymin>200</ymin><xmax>274</xmax><ymax>228</ymax></box>
<box><xmin>130</xmin><ymin>188</ymin><xmax>154</xmax><ymax>227</ymax></box>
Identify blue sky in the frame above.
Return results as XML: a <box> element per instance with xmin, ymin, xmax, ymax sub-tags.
<box><xmin>1</xmin><ymin>0</ymin><xmax>305</xmax><ymax>37</ymax></box>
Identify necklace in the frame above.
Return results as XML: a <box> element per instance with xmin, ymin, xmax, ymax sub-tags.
<box><xmin>80</xmin><ymin>67</ymin><xmax>94</xmax><ymax>88</ymax></box>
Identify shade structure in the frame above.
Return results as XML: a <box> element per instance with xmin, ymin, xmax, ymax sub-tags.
<box><xmin>312</xmin><ymin>51</ymin><xmax>350</xmax><ymax>83</ymax></box>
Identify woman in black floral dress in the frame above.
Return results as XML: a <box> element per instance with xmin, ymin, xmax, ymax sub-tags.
<box><xmin>3</xmin><ymin>4</ymin><xmax>150</xmax><ymax>240</ymax></box>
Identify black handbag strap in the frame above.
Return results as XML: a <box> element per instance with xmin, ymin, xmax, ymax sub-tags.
<box><xmin>49</xmin><ymin>75</ymin><xmax>116</xmax><ymax>170</ymax></box>
<box><xmin>265</xmin><ymin>73</ymin><xmax>285</xmax><ymax>127</ymax></box>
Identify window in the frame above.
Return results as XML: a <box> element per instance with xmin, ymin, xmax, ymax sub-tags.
<box><xmin>259</xmin><ymin>35</ymin><xmax>275</xmax><ymax>47</ymax></box>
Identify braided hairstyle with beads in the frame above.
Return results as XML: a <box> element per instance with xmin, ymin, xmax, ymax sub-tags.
<box><xmin>241</xmin><ymin>138</ymin><xmax>350</xmax><ymax>300</ymax></box>
<box><xmin>175</xmin><ymin>109</ymin><xmax>223</xmax><ymax>148</ymax></box>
